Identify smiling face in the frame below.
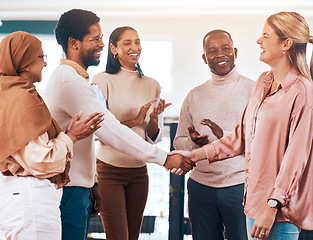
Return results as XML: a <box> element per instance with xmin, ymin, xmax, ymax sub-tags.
<box><xmin>79</xmin><ymin>22</ymin><xmax>104</xmax><ymax>69</ymax></box>
<box><xmin>21</xmin><ymin>48</ymin><xmax>47</xmax><ymax>83</ymax></box>
<box><xmin>256</xmin><ymin>22</ymin><xmax>286</xmax><ymax>67</ymax></box>
<box><xmin>202</xmin><ymin>32</ymin><xmax>237</xmax><ymax>76</ymax></box>
<box><xmin>110</xmin><ymin>29</ymin><xmax>141</xmax><ymax>70</ymax></box>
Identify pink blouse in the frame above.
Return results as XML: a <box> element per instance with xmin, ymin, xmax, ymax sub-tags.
<box><xmin>203</xmin><ymin>67</ymin><xmax>313</xmax><ymax>230</ymax></box>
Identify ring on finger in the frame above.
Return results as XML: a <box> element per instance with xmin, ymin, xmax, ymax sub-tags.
<box><xmin>90</xmin><ymin>124</ymin><xmax>95</xmax><ymax>130</ymax></box>
<box><xmin>260</xmin><ymin>232</ymin><xmax>266</xmax><ymax>236</ymax></box>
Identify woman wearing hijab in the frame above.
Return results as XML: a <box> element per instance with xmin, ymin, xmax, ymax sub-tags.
<box><xmin>0</xmin><ymin>31</ymin><xmax>103</xmax><ymax>240</ymax></box>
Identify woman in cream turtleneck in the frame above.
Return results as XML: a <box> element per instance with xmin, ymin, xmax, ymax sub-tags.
<box><xmin>91</xmin><ymin>26</ymin><xmax>170</xmax><ymax>240</ymax></box>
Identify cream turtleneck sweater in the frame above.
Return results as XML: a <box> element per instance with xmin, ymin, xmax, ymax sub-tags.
<box><xmin>174</xmin><ymin>67</ymin><xmax>255</xmax><ymax>187</ymax></box>
<box><xmin>91</xmin><ymin>68</ymin><xmax>163</xmax><ymax>168</ymax></box>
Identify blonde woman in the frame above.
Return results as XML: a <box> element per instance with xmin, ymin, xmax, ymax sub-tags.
<box><xmin>174</xmin><ymin>12</ymin><xmax>313</xmax><ymax>240</ymax></box>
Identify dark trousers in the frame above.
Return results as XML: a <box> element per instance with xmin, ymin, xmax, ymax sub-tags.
<box><xmin>60</xmin><ymin>186</ymin><xmax>92</xmax><ymax>240</ymax></box>
<box><xmin>97</xmin><ymin>160</ymin><xmax>149</xmax><ymax>240</ymax></box>
<box><xmin>299</xmin><ymin>230</ymin><xmax>313</xmax><ymax>240</ymax></box>
<box><xmin>188</xmin><ymin>178</ymin><xmax>247</xmax><ymax>240</ymax></box>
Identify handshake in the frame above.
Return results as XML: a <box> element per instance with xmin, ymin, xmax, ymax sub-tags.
<box><xmin>163</xmin><ymin>151</ymin><xmax>196</xmax><ymax>174</ymax></box>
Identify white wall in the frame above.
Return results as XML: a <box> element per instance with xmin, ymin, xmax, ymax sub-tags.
<box><xmin>1</xmin><ymin>4</ymin><xmax>313</xmax><ymax>117</ymax></box>
<box><xmin>97</xmin><ymin>12</ymin><xmax>313</xmax><ymax>117</ymax></box>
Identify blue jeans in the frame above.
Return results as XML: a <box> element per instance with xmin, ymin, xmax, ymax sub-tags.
<box><xmin>60</xmin><ymin>186</ymin><xmax>92</xmax><ymax>240</ymax></box>
<box><xmin>246</xmin><ymin>217</ymin><xmax>300</xmax><ymax>240</ymax></box>
<box><xmin>188</xmin><ymin>178</ymin><xmax>247</xmax><ymax>240</ymax></box>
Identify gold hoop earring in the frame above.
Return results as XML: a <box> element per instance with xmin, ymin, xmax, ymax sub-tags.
<box><xmin>114</xmin><ymin>54</ymin><xmax>117</xmax><ymax>59</ymax></box>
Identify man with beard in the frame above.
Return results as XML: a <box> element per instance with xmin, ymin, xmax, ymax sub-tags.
<box><xmin>174</xmin><ymin>30</ymin><xmax>254</xmax><ymax>240</ymax></box>
<box><xmin>44</xmin><ymin>9</ymin><xmax>195</xmax><ymax>240</ymax></box>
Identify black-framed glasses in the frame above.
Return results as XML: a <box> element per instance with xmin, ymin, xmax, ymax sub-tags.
<box><xmin>89</xmin><ymin>34</ymin><xmax>103</xmax><ymax>44</ymax></box>
<box><xmin>39</xmin><ymin>54</ymin><xmax>47</xmax><ymax>62</ymax></box>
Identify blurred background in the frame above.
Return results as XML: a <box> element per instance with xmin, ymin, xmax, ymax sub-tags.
<box><xmin>1</xmin><ymin>0</ymin><xmax>312</xmax><ymax>116</ymax></box>
<box><xmin>1</xmin><ymin>1</ymin><xmax>312</xmax><ymax>239</ymax></box>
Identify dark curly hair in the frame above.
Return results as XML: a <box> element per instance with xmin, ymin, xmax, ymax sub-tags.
<box><xmin>55</xmin><ymin>9</ymin><xmax>100</xmax><ymax>54</ymax></box>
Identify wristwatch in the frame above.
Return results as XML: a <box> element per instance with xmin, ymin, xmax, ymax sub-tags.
<box><xmin>267</xmin><ymin>199</ymin><xmax>281</xmax><ymax>210</ymax></box>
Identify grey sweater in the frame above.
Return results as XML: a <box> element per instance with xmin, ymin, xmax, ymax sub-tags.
<box><xmin>174</xmin><ymin>67</ymin><xmax>255</xmax><ymax>187</ymax></box>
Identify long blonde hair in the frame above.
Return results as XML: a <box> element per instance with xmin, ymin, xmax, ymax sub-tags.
<box><xmin>267</xmin><ymin>12</ymin><xmax>313</xmax><ymax>82</ymax></box>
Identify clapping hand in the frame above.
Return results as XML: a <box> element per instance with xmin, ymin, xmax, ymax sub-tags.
<box><xmin>65</xmin><ymin>111</ymin><xmax>104</xmax><ymax>143</ymax></box>
<box><xmin>122</xmin><ymin>99</ymin><xmax>157</xmax><ymax>128</ymax></box>
<box><xmin>187</xmin><ymin>125</ymin><xmax>209</xmax><ymax>146</ymax></box>
<box><xmin>149</xmin><ymin>98</ymin><xmax>172</xmax><ymax>120</ymax></box>
<box><xmin>200</xmin><ymin>118</ymin><xmax>223</xmax><ymax>139</ymax></box>
<box><xmin>136</xmin><ymin>99</ymin><xmax>157</xmax><ymax>124</ymax></box>
<box><xmin>123</xmin><ymin>98</ymin><xmax>171</xmax><ymax>129</ymax></box>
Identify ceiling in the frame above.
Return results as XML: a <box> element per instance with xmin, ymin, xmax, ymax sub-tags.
<box><xmin>1</xmin><ymin>0</ymin><xmax>313</xmax><ymax>20</ymax></box>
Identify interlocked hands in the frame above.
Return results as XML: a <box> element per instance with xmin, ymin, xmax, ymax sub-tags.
<box><xmin>163</xmin><ymin>152</ymin><xmax>196</xmax><ymax>174</ymax></box>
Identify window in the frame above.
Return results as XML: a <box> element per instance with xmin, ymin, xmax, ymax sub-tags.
<box><xmin>0</xmin><ymin>34</ymin><xmax>173</xmax><ymax>94</ymax></box>
<box><xmin>140</xmin><ymin>41</ymin><xmax>172</xmax><ymax>92</ymax></box>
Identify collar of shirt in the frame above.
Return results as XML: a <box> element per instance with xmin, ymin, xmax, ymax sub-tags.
<box><xmin>263</xmin><ymin>67</ymin><xmax>300</xmax><ymax>94</ymax></box>
<box><xmin>280</xmin><ymin>67</ymin><xmax>301</xmax><ymax>93</ymax></box>
<box><xmin>59</xmin><ymin>59</ymin><xmax>89</xmax><ymax>79</ymax></box>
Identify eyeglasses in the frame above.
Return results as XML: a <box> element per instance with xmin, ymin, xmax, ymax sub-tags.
<box><xmin>39</xmin><ymin>54</ymin><xmax>47</xmax><ymax>62</ymax></box>
<box><xmin>89</xmin><ymin>34</ymin><xmax>103</xmax><ymax>44</ymax></box>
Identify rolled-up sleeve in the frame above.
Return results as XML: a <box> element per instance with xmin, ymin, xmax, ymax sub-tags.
<box><xmin>8</xmin><ymin>132</ymin><xmax>73</xmax><ymax>178</ymax></box>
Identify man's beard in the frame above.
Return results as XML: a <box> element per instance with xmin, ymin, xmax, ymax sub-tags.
<box><xmin>81</xmin><ymin>49</ymin><xmax>100</xmax><ymax>68</ymax></box>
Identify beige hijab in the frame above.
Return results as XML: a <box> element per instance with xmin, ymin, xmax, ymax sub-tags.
<box><xmin>0</xmin><ymin>31</ymin><xmax>70</xmax><ymax>188</ymax></box>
